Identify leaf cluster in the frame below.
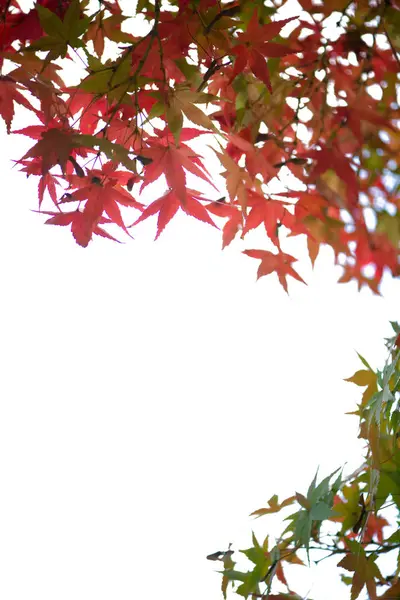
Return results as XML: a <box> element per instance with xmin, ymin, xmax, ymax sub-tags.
<box><xmin>0</xmin><ymin>0</ymin><xmax>398</xmax><ymax>292</ymax></box>
<box><xmin>216</xmin><ymin>323</ymin><xmax>400</xmax><ymax>599</ymax></box>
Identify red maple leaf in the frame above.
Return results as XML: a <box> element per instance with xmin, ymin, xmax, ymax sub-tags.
<box><xmin>242</xmin><ymin>191</ymin><xmax>289</xmax><ymax>246</ymax></box>
<box><xmin>309</xmin><ymin>145</ymin><xmax>359</xmax><ymax>211</ymax></box>
<box><xmin>38</xmin><ymin>172</ymin><xmax>59</xmax><ymax>207</ymax></box>
<box><xmin>0</xmin><ymin>75</ymin><xmax>38</xmax><ymax>133</ymax></box>
<box><xmin>243</xmin><ymin>249</ymin><xmax>305</xmax><ymax>292</ymax></box>
<box><xmin>132</xmin><ymin>188</ymin><xmax>216</xmax><ymax>239</ymax></box>
<box><xmin>358</xmin><ymin>513</ymin><xmax>389</xmax><ymax>545</ymax></box>
<box><xmin>17</xmin><ymin>155</ymin><xmax>62</xmax><ymax>207</ymax></box>
<box><xmin>66</xmin><ymin>89</ymin><xmax>109</xmax><ymax>135</ymax></box>
<box><xmin>338</xmin><ymin>264</ymin><xmax>382</xmax><ymax>295</ymax></box>
<box><xmin>230</xmin><ymin>12</ymin><xmax>297</xmax><ymax>91</ymax></box>
<box><xmin>0</xmin><ymin>0</ymin><xmax>398</xmax><ymax>297</ymax></box>
<box><xmin>0</xmin><ymin>0</ymin><xmax>70</xmax><ymax>60</ymax></box>
<box><xmin>139</xmin><ymin>132</ymin><xmax>216</xmax><ymax>203</ymax></box>
<box><xmin>40</xmin><ymin>210</ymin><xmax>120</xmax><ymax>247</ymax></box>
<box><xmin>206</xmin><ymin>201</ymin><xmax>243</xmax><ymax>248</ymax></box>
<box><xmin>342</xmin><ymin>227</ymin><xmax>399</xmax><ymax>287</ymax></box>
<box><xmin>62</xmin><ymin>176</ymin><xmax>143</xmax><ymax>243</ymax></box>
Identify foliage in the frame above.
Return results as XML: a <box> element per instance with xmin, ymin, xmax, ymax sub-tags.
<box><xmin>209</xmin><ymin>324</ymin><xmax>400</xmax><ymax>599</ymax></box>
<box><xmin>1</xmin><ymin>1</ymin><xmax>400</xmax><ymax>598</ymax></box>
<box><xmin>0</xmin><ymin>0</ymin><xmax>398</xmax><ymax>292</ymax></box>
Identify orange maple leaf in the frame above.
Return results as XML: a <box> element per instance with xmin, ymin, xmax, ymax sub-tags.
<box><xmin>250</xmin><ymin>494</ymin><xmax>295</xmax><ymax>518</ymax></box>
<box><xmin>338</xmin><ymin>547</ymin><xmax>383</xmax><ymax>600</ymax></box>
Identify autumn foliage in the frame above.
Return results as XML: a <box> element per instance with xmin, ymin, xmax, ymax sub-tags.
<box><xmin>1</xmin><ymin>0</ymin><xmax>400</xmax><ymax>597</ymax></box>
<box><xmin>208</xmin><ymin>325</ymin><xmax>400</xmax><ymax>600</ymax></box>
<box><xmin>0</xmin><ymin>0</ymin><xmax>399</xmax><ymax>293</ymax></box>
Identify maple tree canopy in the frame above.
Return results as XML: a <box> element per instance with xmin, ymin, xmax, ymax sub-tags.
<box><xmin>1</xmin><ymin>0</ymin><xmax>400</xmax><ymax>598</ymax></box>
<box><xmin>0</xmin><ymin>0</ymin><xmax>399</xmax><ymax>293</ymax></box>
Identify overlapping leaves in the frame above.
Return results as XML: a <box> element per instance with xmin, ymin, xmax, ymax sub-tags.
<box><xmin>217</xmin><ymin>323</ymin><xmax>400</xmax><ymax>599</ymax></box>
<box><xmin>0</xmin><ymin>0</ymin><xmax>399</xmax><ymax>290</ymax></box>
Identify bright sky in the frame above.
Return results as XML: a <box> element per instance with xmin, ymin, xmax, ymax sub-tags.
<box><xmin>0</xmin><ymin>4</ymin><xmax>399</xmax><ymax>599</ymax></box>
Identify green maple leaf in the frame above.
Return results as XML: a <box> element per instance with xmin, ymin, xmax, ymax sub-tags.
<box><xmin>28</xmin><ymin>1</ymin><xmax>90</xmax><ymax>60</ymax></box>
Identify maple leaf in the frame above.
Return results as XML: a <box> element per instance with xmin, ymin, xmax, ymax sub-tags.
<box><xmin>0</xmin><ymin>6</ymin><xmax>42</xmax><ymax>55</ymax></box>
<box><xmin>230</xmin><ymin>12</ymin><xmax>297</xmax><ymax>91</ymax></box>
<box><xmin>250</xmin><ymin>495</ymin><xmax>295</xmax><ymax>518</ymax></box>
<box><xmin>13</xmin><ymin>124</ymin><xmax>49</xmax><ymax>139</ymax></box>
<box><xmin>140</xmin><ymin>137</ymin><xmax>216</xmax><ymax>204</ymax></box>
<box><xmin>132</xmin><ymin>188</ymin><xmax>216</xmax><ymax>239</ymax></box>
<box><xmin>338</xmin><ymin>542</ymin><xmax>383</xmax><ymax>600</ymax></box>
<box><xmin>213</xmin><ymin>147</ymin><xmax>252</xmax><ymax>208</ymax></box>
<box><xmin>345</xmin><ymin>365</ymin><xmax>378</xmax><ymax>405</ymax></box>
<box><xmin>21</xmin><ymin>127</ymin><xmax>78</xmax><ymax>174</ymax></box>
<box><xmin>331</xmin><ymin>485</ymin><xmax>367</xmax><ymax>532</ymax></box>
<box><xmin>85</xmin><ymin>12</ymin><xmax>130</xmax><ymax>58</ymax></box>
<box><xmin>309</xmin><ymin>146</ymin><xmax>359</xmax><ymax>212</ymax></box>
<box><xmin>275</xmin><ymin>562</ymin><xmax>288</xmax><ymax>588</ymax></box>
<box><xmin>206</xmin><ymin>200</ymin><xmax>243</xmax><ymax>248</ymax></box>
<box><xmin>40</xmin><ymin>210</ymin><xmax>120</xmax><ymax>247</ymax></box>
<box><xmin>38</xmin><ymin>172</ymin><xmax>59</xmax><ymax>207</ymax></box>
<box><xmin>0</xmin><ymin>75</ymin><xmax>38</xmax><ymax>133</ymax></box>
<box><xmin>380</xmin><ymin>581</ymin><xmax>400</xmax><ymax>599</ymax></box>
<box><xmin>242</xmin><ymin>191</ymin><xmax>290</xmax><ymax>246</ymax></box>
<box><xmin>226</xmin><ymin>129</ymin><xmax>255</xmax><ymax>161</ymax></box>
<box><xmin>162</xmin><ymin>146</ymin><xmax>188</xmax><ymax>204</ymax></box>
<box><xmin>243</xmin><ymin>249</ymin><xmax>306</xmax><ymax>293</ymax></box>
<box><xmin>27</xmin><ymin>1</ymin><xmax>91</xmax><ymax>61</ymax></box>
<box><xmin>66</xmin><ymin>89</ymin><xmax>109</xmax><ymax>135</ymax></box>
<box><xmin>0</xmin><ymin>0</ymin><xmax>399</xmax><ymax>298</ymax></box>
<box><xmin>62</xmin><ymin>175</ymin><xmax>143</xmax><ymax>243</ymax></box>
<box><xmin>360</xmin><ymin>513</ymin><xmax>389</xmax><ymax>544</ymax></box>
<box><xmin>106</xmin><ymin>116</ymin><xmax>142</xmax><ymax>150</ymax></box>
<box><xmin>16</xmin><ymin>154</ymin><xmax>62</xmax><ymax>207</ymax></box>
<box><xmin>166</xmin><ymin>87</ymin><xmax>218</xmax><ymax>141</ymax></box>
